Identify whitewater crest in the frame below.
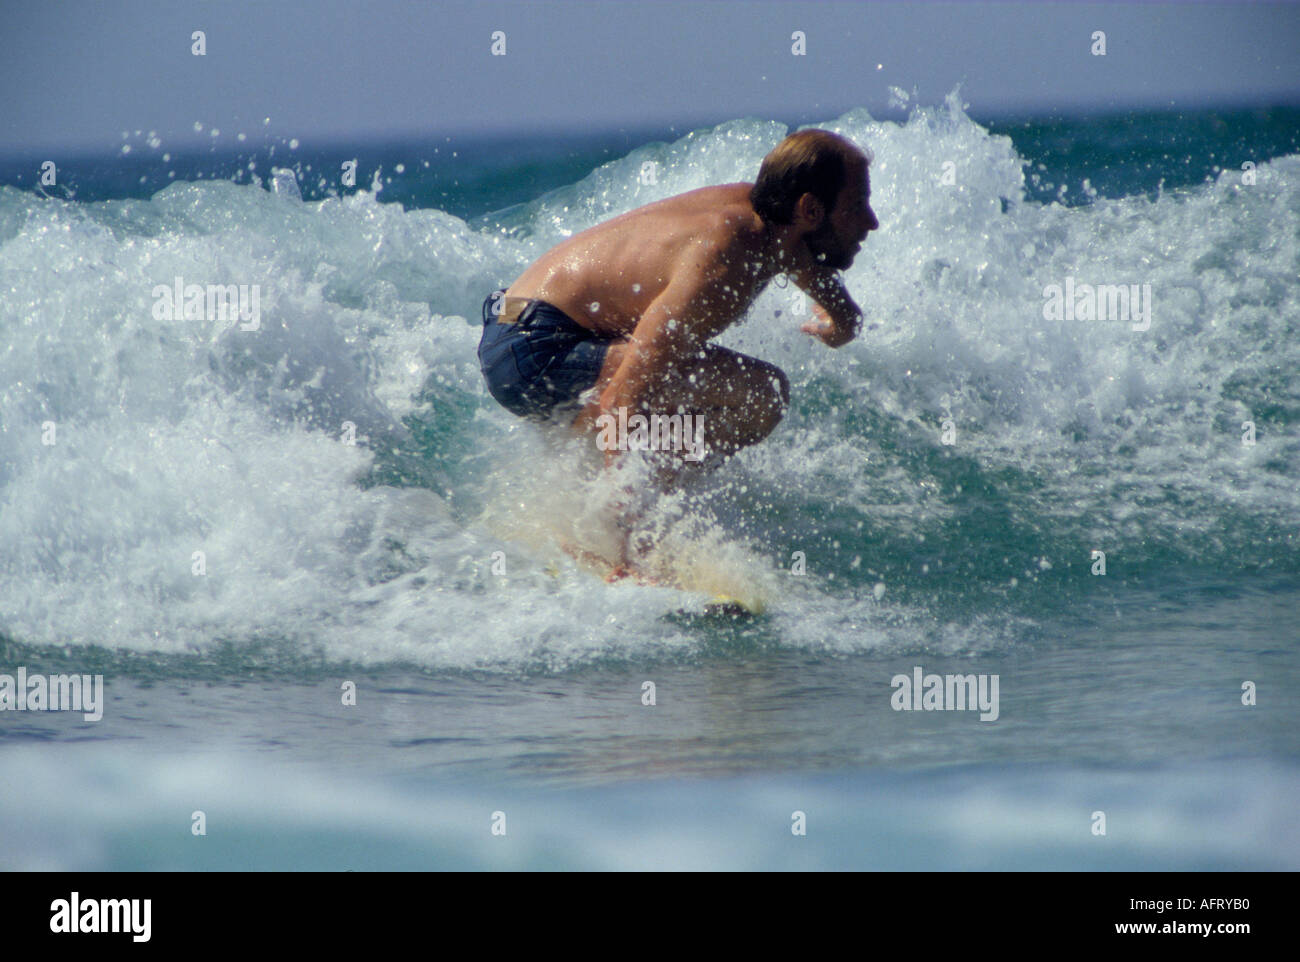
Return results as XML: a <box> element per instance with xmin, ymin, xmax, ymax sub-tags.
<box><xmin>0</xmin><ymin>98</ymin><xmax>1296</xmax><ymax>667</ymax></box>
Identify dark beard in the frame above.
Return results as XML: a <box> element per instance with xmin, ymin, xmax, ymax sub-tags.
<box><xmin>804</xmin><ymin>222</ymin><xmax>853</xmax><ymax>270</ymax></box>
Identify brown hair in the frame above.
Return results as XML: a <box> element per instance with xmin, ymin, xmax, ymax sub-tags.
<box><xmin>750</xmin><ymin>129</ymin><xmax>871</xmax><ymax>225</ymax></box>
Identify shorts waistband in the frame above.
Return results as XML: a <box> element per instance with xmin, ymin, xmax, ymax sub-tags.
<box><xmin>483</xmin><ymin>290</ymin><xmax>537</xmax><ymax>326</ymax></box>
<box><xmin>481</xmin><ymin>290</ymin><xmax>609</xmax><ymax>338</ymax></box>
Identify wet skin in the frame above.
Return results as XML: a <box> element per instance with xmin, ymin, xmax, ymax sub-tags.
<box><xmin>504</xmin><ymin>162</ymin><xmax>879</xmax><ymax>467</ymax></box>
<box><xmin>504</xmin><ymin>162</ymin><xmax>878</xmax><ymax>574</ymax></box>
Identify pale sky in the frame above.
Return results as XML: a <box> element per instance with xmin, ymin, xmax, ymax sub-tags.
<box><xmin>1</xmin><ymin>0</ymin><xmax>1297</xmax><ymax>155</ymax></box>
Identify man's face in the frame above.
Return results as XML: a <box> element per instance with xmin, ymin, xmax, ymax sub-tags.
<box><xmin>804</xmin><ymin>163</ymin><xmax>878</xmax><ymax>270</ymax></box>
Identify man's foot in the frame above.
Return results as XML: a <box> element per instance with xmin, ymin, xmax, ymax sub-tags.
<box><xmin>560</xmin><ymin>540</ymin><xmax>618</xmax><ymax>571</ymax></box>
<box><xmin>560</xmin><ymin>541</ymin><xmax>658</xmax><ymax>585</ymax></box>
<box><xmin>604</xmin><ymin>562</ymin><xmax>663</xmax><ymax>586</ymax></box>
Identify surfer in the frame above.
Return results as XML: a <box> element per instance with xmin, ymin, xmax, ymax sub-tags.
<box><xmin>478</xmin><ymin>129</ymin><xmax>878</xmax><ymax>575</ymax></box>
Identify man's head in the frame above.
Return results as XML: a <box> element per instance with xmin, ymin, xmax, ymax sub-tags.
<box><xmin>750</xmin><ymin>129</ymin><xmax>878</xmax><ymax>270</ymax></box>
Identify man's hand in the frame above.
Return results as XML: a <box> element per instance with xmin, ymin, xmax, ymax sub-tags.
<box><xmin>787</xmin><ymin>255</ymin><xmax>863</xmax><ymax>348</ymax></box>
<box><xmin>800</xmin><ymin>303</ymin><xmax>860</xmax><ymax>347</ymax></box>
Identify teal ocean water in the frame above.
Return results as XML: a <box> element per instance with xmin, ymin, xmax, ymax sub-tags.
<box><xmin>1</xmin><ymin>97</ymin><xmax>1297</xmax><ymax>869</ymax></box>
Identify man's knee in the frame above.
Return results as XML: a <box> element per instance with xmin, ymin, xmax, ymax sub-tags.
<box><xmin>746</xmin><ymin>363</ymin><xmax>788</xmax><ymax>443</ymax></box>
<box><xmin>755</xmin><ymin>362</ymin><xmax>790</xmax><ymax>414</ymax></box>
<box><xmin>771</xmin><ymin>366</ymin><xmax>791</xmax><ymax>411</ymax></box>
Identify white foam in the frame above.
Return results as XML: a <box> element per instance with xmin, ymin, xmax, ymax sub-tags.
<box><xmin>1</xmin><ymin>95</ymin><xmax>1295</xmax><ymax>667</ymax></box>
<box><xmin>2</xmin><ymin>746</ymin><xmax>1295</xmax><ymax>870</ymax></box>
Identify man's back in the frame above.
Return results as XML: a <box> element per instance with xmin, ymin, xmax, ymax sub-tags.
<box><xmin>504</xmin><ymin>183</ymin><xmax>769</xmax><ymax>337</ymax></box>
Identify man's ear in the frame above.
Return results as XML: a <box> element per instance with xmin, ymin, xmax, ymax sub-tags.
<box><xmin>794</xmin><ymin>192</ymin><xmax>825</xmax><ymax>230</ymax></box>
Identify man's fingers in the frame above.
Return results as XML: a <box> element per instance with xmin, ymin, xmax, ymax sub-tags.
<box><xmin>801</xmin><ymin>320</ymin><xmax>838</xmax><ymax>343</ymax></box>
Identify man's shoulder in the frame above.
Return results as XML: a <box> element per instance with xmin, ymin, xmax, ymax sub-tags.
<box><xmin>669</xmin><ymin>184</ymin><xmax>763</xmax><ymax>248</ymax></box>
<box><xmin>655</xmin><ymin>182</ymin><xmax>750</xmax><ymax>213</ymax></box>
<box><xmin>678</xmin><ymin>182</ymin><xmax>756</xmax><ymax>217</ymax></box>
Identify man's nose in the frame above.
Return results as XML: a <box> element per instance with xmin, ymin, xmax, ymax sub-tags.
<box><xmin>865</xmin><ymin>206</ymin><xmax>879</xmax><ymax>233</ymax></box>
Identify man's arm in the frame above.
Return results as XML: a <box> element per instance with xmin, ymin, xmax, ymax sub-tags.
<box><xmin>598</xmin><ymin>242</ymin><xmax>742</xmax><ymax>423</ymax></box>
<box><xmin>789</xmin><ymin>263</ymin><xmax>862</xmax><ymax>348</ymax></box>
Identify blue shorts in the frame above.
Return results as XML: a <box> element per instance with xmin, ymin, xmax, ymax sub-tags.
<box><xmin>477</xmin><ymin>290</ymin><xmax>619</xmax><ymax>421</ymax></box>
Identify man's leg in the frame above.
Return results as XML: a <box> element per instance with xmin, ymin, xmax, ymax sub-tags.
<box><xmin>573</xmin><ymin>341</ymin><xmax>790</xmax><ymax>469</ymax></box>
<box><xmin>572</xmin><ymin>341</ymin><xmax>790</xmax><ymax>577</ymax></box>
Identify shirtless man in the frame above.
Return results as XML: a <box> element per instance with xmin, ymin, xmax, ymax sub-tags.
<box><xmin>477</xmin><ymin>129</ymin><xmax>878</xmax><ymax>571</ymax></box>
